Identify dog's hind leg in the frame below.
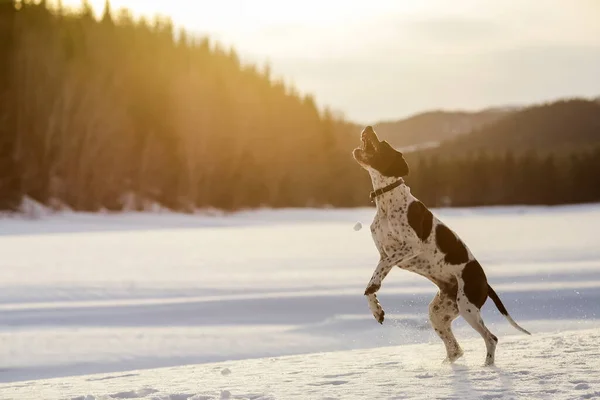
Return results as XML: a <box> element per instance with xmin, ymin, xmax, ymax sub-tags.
<box><xmin>455</xmin><ymin>261</ymin><xmax>498</xmax><ymax>366</ymax></box>
<box><xmin>457</xmin><ymin>293</ymin><xmax>498</xmax><ymax>366</ymax></box>
<box><xmin>429</xmin><ymin>285</ymin><xmax>463</xmax><ymax>363</ymax></box>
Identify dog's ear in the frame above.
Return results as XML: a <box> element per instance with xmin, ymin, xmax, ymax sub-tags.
<box><xmin>373</xmin><ymin>142</ymin><xmax>410</xmax><ymax>177</ymax></box>
<box><xmin>382</xmin><ymin>151</ymin><xmax>410</xmax><ymax>177</ymax></box>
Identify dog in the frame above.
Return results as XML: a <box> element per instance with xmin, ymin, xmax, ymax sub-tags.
<box><xmin>353</xmin><ymin>125</ymin><xmax>530</xmax><ymax>366</ymax></box>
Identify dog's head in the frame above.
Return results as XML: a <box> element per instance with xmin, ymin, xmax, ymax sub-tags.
<box><xmin>352</xmin><ymin>126</ymin><xmax>409</xmax><ymax>177</ymax></box>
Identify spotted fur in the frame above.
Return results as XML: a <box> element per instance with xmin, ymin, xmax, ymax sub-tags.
<box><xmin>354</xmin><ymin>125</ymin><xmax>531</xmax><ymax>366</ymax></box>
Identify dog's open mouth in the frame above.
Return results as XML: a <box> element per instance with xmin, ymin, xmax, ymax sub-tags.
<box><xmin>361</xmin><ymin>133</ymin><xmax>376</xmax><ymax>154</ymax></box>
<box><xmin>353</xmin><ymin>126</ymin><xmax>379</xmax><ymax>165</ymax></box>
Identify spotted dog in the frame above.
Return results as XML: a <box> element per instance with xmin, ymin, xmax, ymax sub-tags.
<box><xmin>353</xmin><ymin>125</ymin><xmax>530</xmax><ymax>366</ymax></box>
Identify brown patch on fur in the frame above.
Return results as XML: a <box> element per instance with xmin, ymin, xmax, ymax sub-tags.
<box><xmin>436</xmin><ymin>225</ymin><xmax>469</xmax><ymax>265</ymax></box>
<box><xmin>434</xmin><ymin>277</ymin><xmax>458</xmax><ymax>301</ymax></box>
<box><xmin>407</xmin><ymin>201</ymin><xmax>433</xmax><ymax>242</ymax></box>
<box><xmin>462</xmin><ymin>260</ymin><xmax>488</xmax><ymax>308</ymax></box>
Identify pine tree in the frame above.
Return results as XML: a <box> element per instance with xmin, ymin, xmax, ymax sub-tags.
<box><xmin>0</xmin><ymin>0</ymin><xmax>21</xmax><ymax>210</ymax></box>
<box><xmin>101</xmin><ymin>0</ymin><xmax>113</xmax><ymax>25</ymax></box>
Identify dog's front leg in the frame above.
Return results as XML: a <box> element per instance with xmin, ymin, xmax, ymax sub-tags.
<box><xmin>365</xmin><ymin>258</ymin><xmax>392</xmax><ymax>295</ymax></box>
<box><xmin>365</xmin><ymin>251</ymin><xmax>421</xmax><ymax>295</ymax></box>
<box><xmin>364</xmin><ymin>252</ymin><xmax>422</xmax><ymax>324</ymax></box>
<box><xmin>364</xmin><ymin>259</ymin><xmax>393</xmax><ymax>324</ymax></box>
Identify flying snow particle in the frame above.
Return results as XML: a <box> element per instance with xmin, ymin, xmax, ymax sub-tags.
<box><xmin>354</xmin><ymin>222</ymin><xmax>363</xmax><ymax>231</ymax></box>
<box><xmin>220</xmin><ymin>390</ymin><xmax>232</xmax><ymax>399</ymax></box>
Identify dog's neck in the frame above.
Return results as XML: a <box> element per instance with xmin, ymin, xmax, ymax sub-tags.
<box><xmin>368</xmin><ymin>170</ymin><xmax>411</xmax><ymax>210</ymax></box>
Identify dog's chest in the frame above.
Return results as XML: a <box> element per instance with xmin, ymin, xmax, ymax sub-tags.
<box><xmin>370</xmin><ymin>215</ymin><xmax>388</xmax><ymax>252</ymax></box>
<box><xmin>370</xmin><ymin>208</ymin><xmax>409</xmax><ymax>257</ymax></box>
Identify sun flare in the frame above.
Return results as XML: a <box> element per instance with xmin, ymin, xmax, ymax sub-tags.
<box><xmin>56</xmin><ymin>0</ymin><xmax>600</xmax><ymax>122</ymax></box>
<box><xmin>59</xmin><ymin>0</ymin><xmax>430</xmax><ymax>36</ymax></box>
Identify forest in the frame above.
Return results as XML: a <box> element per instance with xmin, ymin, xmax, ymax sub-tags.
<box><xmin>405</xmin><ymin>147</ymin><xmax>600</xmax><ymax>207</ymax></box>
<box><xmin>1</xmin><ymin>1</ymin><xmax>599</xmax><ymax>212</ymax></box>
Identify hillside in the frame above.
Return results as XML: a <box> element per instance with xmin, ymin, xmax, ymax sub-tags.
<box><xmin>372</xmin><ymin>108</ymin><xmax>513</xmax><ymax>149</ymax></box>
<box><xmin>425</xmin><ymin>99</ymin><xmax>600</xmax><ymax>157</ymax></box>
<box><xmin>400</xmin><ymin>99</ymin><xmax>600</xmax><ymax>207</ymax></box>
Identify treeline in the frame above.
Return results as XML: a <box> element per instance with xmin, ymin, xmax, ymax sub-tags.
<box><xmin>406</xmin><ymin>147</ymin><xmax>600</xmax><ymax>207</ymax></box>
<box><xmin>0</xmin><ymin>0</ymin><xmax>367</xmax><ymax>212</ymax></box>
<box><xmin>0</xmin><ymin>1</ymin><xmax>598</xmax><ymax>213</ymax></box>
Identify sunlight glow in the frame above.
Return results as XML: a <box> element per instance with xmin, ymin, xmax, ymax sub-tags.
<box><xmin>58</xmin><ymin>0</ymin><xmax>440</xmax><ymax>67</ymax></box>
<box><xmin>57</xmin><ymin>0</ymin><xmax>600</xmax><ymax>122</ymax></box>
<box><xmin>62</xmin><ymin>0</ymin><xmax>430</xmax><ymax>29</ymax></box>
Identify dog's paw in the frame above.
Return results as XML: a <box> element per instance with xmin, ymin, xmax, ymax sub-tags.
<box><xmin>367</xmin><ymin>297</ymin><xmax>385</xmax><ymax>324</ymax></box>
<box><xmin>364</xmin><ymin>283</ymin><xmax>381</xmax><ymax>295</ymax></box>
<box><xmin>443</xmin><ymin>349</ymin><xmax>464</xmax><ymax>364</ymax></box>
<box><xmin>375</xmin><ymin>309</ymin><xmax>385</xmax><ymax>324</ymax></box>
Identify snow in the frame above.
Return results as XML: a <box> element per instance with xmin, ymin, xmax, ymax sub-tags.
<box><xmin>0</xmin><ymin>203</ymin><xmax>600</xmax><ymax>399</ymax></box>
<box><xmin>3</xmin><ymin>329</ymin><xmax>600</xmax><ymax>399</ymax></box>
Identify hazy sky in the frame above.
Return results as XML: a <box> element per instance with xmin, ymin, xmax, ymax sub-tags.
<box><xmin>67</xmin><ymin>0</ymin><xmax>600</xmax><ymax>123</ymax></box>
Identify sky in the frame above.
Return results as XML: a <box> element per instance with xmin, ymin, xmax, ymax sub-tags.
<box><xmin>63</xmin><ymin>0</ymin><xmax>600</xmax><ymax>123</ymax></box>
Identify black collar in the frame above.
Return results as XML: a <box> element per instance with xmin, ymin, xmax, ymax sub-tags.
<box><xmin>370</xmin><ymin>178</ymin><xmax>404</xmax><ymax>201</ymax></box>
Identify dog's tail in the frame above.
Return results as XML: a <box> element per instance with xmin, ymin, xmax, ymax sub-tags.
<box><xmin>487</xmin><ymin>284</ymin><xmax>531</xmax><ymax>335</ymax></box>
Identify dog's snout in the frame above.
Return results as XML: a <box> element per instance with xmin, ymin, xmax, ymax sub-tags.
<box><xmin>361</xmin><ymin>125</ymin><xmax>375</xmax><ymax>139</ymax></box>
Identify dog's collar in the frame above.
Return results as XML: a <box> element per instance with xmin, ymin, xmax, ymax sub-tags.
<box><xmin>370</xmin><ymin>179</ymin><xmax>404</xmax><ymax>201</ymax></box>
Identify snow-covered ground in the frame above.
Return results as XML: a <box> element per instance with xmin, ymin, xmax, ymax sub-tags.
<box><xmin>1</xmin><ymin>203</ymin><xmax>599</xmax><ymax>399</ymax></box>
<box><xmin>3</xmin><ymin>328</ymin><xmax>600</xmax><ymax>400</ymax></box>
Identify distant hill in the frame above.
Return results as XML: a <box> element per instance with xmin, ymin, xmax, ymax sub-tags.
<box><xmin>372</xmin><ymin>108</ymin><xmax>514</xmax><ymax>150</ymax></box>
<box><xmin>422</xmin><ymin>99</ymin><xmax>600</xmax><ymax>157</ymax></box>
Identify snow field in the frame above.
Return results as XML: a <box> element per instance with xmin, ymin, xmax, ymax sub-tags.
<box><xmin>2</xmin><ymin>329</ymin><xmax>600</xmax><ymax>399</ymax></box>
<box><xmin>0</xmin><ymin>203</ymin><xmax>599</xmax><ymax>398</ymax></box>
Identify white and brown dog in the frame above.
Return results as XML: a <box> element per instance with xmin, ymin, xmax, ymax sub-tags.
<box><xmin>353</xmin><ymin>125</ymin><xmax>530</xmax><ymax>366</ymax></box>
